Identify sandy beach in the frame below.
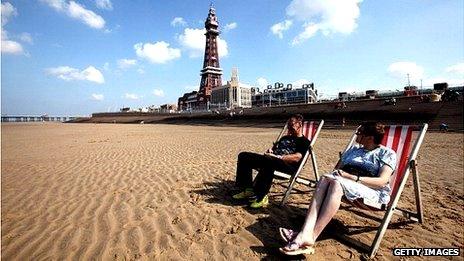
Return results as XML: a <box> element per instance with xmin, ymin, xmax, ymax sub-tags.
<box><xmin>1</xmin><ymin>122</ymin><xmax>463</xmax><ymax>260</ymax></box>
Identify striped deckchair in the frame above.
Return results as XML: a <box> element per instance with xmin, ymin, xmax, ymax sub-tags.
<box><xmin>273</xmin><ymin>120</ymin><xmax>324</xmax><ymax>205</ymax></box>
<box><xmin>337</xmin><ymin>124</ymin><xmax>428</xmax><ymax>258</ymax></box>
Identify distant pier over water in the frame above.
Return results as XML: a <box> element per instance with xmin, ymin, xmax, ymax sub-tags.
<box><xmin>1</xmin><ymin>115</ymin><xmax>77</xmax><ymax>122</ymax></box>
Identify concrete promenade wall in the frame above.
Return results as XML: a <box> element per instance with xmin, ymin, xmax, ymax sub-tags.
<box><xmin>86</xmin><ymin>96</ymin><xmax>463</xmax><ymax>130</ymax></box>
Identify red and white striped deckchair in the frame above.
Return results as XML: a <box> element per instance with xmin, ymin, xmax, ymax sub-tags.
<box><xmin>273</xmin><ymin>120</ymin><xmax>324</xmax><ymax>205</ymax></box>
<box><xmin>336</xmin><ymin>124</ymin><xmax>428</xmax><ymax>258</ymax></box>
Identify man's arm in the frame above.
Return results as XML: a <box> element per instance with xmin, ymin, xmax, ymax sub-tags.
<box><xmin>281</xmin><ymin>152</ymin><xmax>303</xmax><ymax>164</ymax></box>
<box><xmin>281</xmin><ymin>137</ymin><xmax>308</xmax><ymax>164</ymax></box>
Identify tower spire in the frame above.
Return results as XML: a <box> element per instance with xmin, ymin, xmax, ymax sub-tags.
<box><xmin>197</xmin><ymin>4</ymin><xmax>223</xmax><ymax>107</ymax></box>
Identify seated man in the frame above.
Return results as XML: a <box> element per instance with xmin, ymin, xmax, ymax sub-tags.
<box><xmin>232</xmin><ymin>114</ymin><xmax>310</xmax><ymax>208</ymax></box>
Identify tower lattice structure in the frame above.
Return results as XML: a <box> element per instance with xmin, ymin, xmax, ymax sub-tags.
<box><xmin>198</xmin><ymin>4</ymin><xmax>223</xmax><ymax>105</ymax></box>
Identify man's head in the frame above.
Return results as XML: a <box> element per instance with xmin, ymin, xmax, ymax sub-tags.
<box><xmin>287</xmin><ymin>114</ymin><xmax>303</xmax><ymax>136</ymax></box>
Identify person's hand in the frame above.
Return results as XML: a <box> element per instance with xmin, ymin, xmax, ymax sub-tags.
<box><xmin>264</xmin><ymin>152</ymin><xmax>283</xmax><ymax>159</ymax></box>
<box><xmin>336</xmin><ymin>169</ymin><xmax>358</xmax><ymax>181</ymax></box>
<box><xmin>266</xmin><ymin>148</ymin><xmax>274</xmax><ymax>153</ymax></box>
<box><xmin>334</xmin><ymin>169</ymin><xmax>347</xmax><ymax>178</ymax></box>
<box><xmin>264</xmin><ymin>152</ymin><xmax>275</xmax><ymax>157</ymax></box>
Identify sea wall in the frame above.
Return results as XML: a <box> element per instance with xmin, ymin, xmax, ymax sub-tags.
<box><xmin>86</xmin><ymin>96</ymin><xmax>463</xmax><ymax>130</ymax></box>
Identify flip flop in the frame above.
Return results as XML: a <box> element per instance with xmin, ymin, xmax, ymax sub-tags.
<box><xmin>279</xmin><ymin>227</ymin><xmax>297</xmax><ymax>243</ymax></box>
<box><xmin>279</xmin><ymin>241</ymin><xmax>315</xmax><ymax>256</ymax></box>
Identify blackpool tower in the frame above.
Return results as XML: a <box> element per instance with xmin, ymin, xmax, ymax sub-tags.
<box><xmin>197</xmin><ymin>4</ymin><xmax>223</xmax><ymax>107</ymax></box>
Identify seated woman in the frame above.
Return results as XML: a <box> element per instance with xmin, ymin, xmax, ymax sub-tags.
<box><xmin>279</xmin><ymin>122</ymin><xmax>397</xmax><ymax>255</ymax></box>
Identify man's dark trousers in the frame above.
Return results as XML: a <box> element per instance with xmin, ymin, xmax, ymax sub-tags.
<box><xmin>235</xmin><ymin>151</ymin><xmax>297</xmax><ymax>201</ymax></box>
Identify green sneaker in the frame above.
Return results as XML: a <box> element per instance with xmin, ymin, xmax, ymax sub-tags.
<box><xmin>250</xmin><ymin>195</ymin><xmax>269</xmax><ymax>208</ymax></box>
<box><xmin>232</xmin><ymin>188</ymin><xmax>254</xmax><ymax>199</ymax></box>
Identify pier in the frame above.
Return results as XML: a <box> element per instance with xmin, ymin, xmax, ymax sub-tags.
<box><xmin>1</xmin><ymin>116</ymin><xmax>77</xmax><ymax>122</ymax></box>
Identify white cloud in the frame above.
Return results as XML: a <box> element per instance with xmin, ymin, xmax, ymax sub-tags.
<box><xmin>1</xmin><ymin>2</ymin><xmax>25</xmax><ymax>55</ymax></box>
<box><xmin>82</xmin><ymin>66</ymin><xmax>105</xmax><ymax>83</ymax></box>
<box><xmin>257</xmin><ymin>77</ymin><xmax>269</xmax><ymax>88</ymax></box>
<box><xmin>46</xmin><ymin>65</ymin><xmax>105</xmax><ymax>84</ymax></box>
<box><xmin>91</xmin><ymin>93</ymin><xmax>104</xmax><ymax>100</ymax></box>
<box><xmin>445</xmin><ymin>63</ymin><xmax>464</xmax><ymax>75</ymax></box>
<box><xmin>19</xmin><ymin>32</ymin><xmax>33</xmax><ymax>44</ymax></box>
<box><xmin>152</xmin><ymin>89</ymin><xmax>165</xmax><ymax>97</ymax></box>
<box><xmin>270</xmin><ymin>20</ymin><xmax>293</xmax><ymax>39</ymax></box>
<box><xmin>1</xmin><ymin>40</ymin><xmax>24</xmax><ymax>54</ymax></box>
<box><xmin>388</xmin><ymin>62</ymin><xmax>424</xmax><ymax>84</ymax></box>
<box><xmin>95</xmin><ymin>0</ymin><xmax>112</xmax><ymax>10</ymax></box>
<box><xmin>68</xmin><ymin>1</ymin><xmax>105</xmax><ymax>29</ymax></box>
<box><xmin>217</xmin><ymin>38</ymin><xmax>228</xmax><ymax>57</ymax></box>
<box><xmin>40</xmin><ymin>0</ymin><xmax>106</xmax><ymax>30</ymax></box>
<box><xmin>284</xmin><ymin>0</ymin><xmax>362</xmax><ymax>44</ymax></box>
<box><xmin>1</xmin><ymin>2</ymin><xmax>17</xmax><ymax>26</ymax></box>
<box><xmin>137</xmin><ymin>68</ymin><xmax>145</xmax><ymax>74</ymax></box>
<box><xmin>177</xmin><ymin>28</ymin><xmax>228</xmax><ymax>58</ymax></box>
<box><xmin>134</xmin><ymin>41</ymin><xmax>181</xmax><ymax>64</ymax></box>
<box><xmin>40</xmin><ymin>0</ymin><xmax>66</xmax><ymax>11</ymax></box>
<box><xmin>171</xmin><ymin>17</ymin><xmax>187</xmax><ymax>27</ymax></box>
<box><xmin>117</xmin><ymin>58</ymin><xmax>137</xmax><ymax>69</ymax></box>
<box><xmin>224</xmin><ymin>22</ymin><xmax>237</xmax><ymax>32</ymax></box>
<box><xmin>124</xmin><ymin>93</ymin><xmax>140</xmax><ymax>100</ymax></box>
<box><xmin>177</xmin><ymin>28</ymin><xmax>204</xmax><ymax>57</ymax></box>
<box><xmin>291</xmin><ymin>23</ymin><xmax>319</xmax><ymax>45</ymax></box>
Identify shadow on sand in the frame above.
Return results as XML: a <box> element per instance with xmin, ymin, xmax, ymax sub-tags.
<box><xmin>190</xmin><ymin>178</ymin><xmax>415</xmax><ymax>260</ymax></box>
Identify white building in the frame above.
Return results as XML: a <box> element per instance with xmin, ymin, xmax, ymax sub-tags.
<box><xmin>211</xmin><ymin>68</ymin><xmax>252</xmax><ymax>109</ymax></box>
<box><xmin>252</xmin><ymin>82</ymin><xmax>318</xmax><ymax>107</ymax></box>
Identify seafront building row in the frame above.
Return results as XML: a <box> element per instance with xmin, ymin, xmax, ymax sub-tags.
<box><xmin>175</xmin><ymin>5</ymin><xmax>463</xmax><ymax>114</ymax></box>
<box><xmin>180</xmin><ymin>67</ymin><xmax>319</xmax><ymax>111</ymax></box>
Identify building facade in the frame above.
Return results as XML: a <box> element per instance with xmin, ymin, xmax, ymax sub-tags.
<box><xmin>211</xmin><ymin>68</ymin><xmax>252</xmax><ymax>109</ymax></box>
<box><xmin>177</xmin><ymin>91</ymin><xmax>198</xmax><ymax>112</ymax></box>
<box><xmin>252</xmin><ymin>83</ymin><xmax>318</xmax><ymax>107</ymax></box>
<box><xmin>160</xmin><ymin>104</ymin><xmax>177</xmax><ymax>113</ymax></box>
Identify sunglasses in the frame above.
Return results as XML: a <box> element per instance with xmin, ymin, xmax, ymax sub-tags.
<box><xmin>288</xmin><ymin>120</ymin><xmax>302</xmax><ymax>125</ymax></box>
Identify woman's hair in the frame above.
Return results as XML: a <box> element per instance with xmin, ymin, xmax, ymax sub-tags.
<box><xmin>290</xmin><ymin>114</ymin><xmax>303</xmax><ymax>123</ymax></box>
<box><xmin>360</xmin><ymin>122</ymin><xmax>385</xmax><ymax>144</ymax></box>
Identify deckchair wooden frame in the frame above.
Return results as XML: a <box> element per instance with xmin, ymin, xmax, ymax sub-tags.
<box><xmin>336</xmin><ymin>123</ymin><xmax>428</xmax><ymax>258</ymax></box>
<box><xmin>273</xmin><ymin>120</ymin><xmax>324</xmax><ymax>205</ymax></box>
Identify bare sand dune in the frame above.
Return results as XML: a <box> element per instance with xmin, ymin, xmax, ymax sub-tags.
<box><xmin>1</xmin><ymin>123</ymin><xmax>463</xmax><ymax>260</ymax></box>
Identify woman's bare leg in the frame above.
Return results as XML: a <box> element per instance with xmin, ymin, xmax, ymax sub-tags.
<box><xmin>290</xmin><ymin>177</ymin><xmax>331</xmax><ymax>245</ymax></box>
<box><xmin>312</xmin><ymin>179</ymin><xmax>344</xmax><ymax>240</ymax></box>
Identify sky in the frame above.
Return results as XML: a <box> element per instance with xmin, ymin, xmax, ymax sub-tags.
<box><xmin>1</xmin><ymin>0</ymin><xmax>463</xmax><ymax>116</ymax></box>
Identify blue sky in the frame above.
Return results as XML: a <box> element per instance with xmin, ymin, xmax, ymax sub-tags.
<box><xmin>1</xmin><ymin>0</ymin><xmax>463</xmax><ymax>116</ymax></box>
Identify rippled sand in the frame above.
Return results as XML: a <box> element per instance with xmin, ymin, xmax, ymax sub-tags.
<box><xmin>2</xmin><ymin>123</ymin><xmax>463</xmax><ymax>260</ymax></box>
